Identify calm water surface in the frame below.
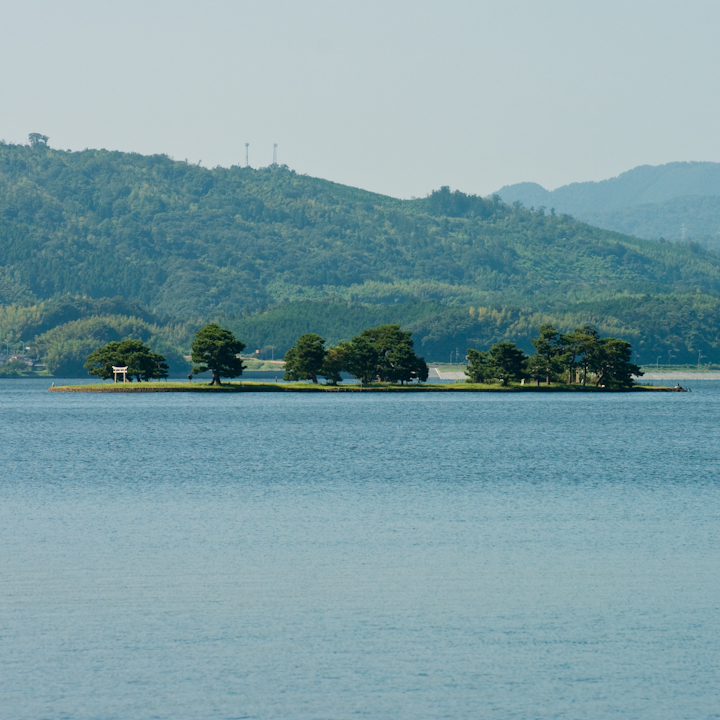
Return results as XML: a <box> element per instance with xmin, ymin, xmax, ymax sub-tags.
<box><xmin>1</xmin><ymin>379</ymin><xmax>719</xmax><ymax>719</ymax></box>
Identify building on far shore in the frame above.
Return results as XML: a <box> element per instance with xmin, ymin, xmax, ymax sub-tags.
<box><xmin>0</xmin><ymin>354</ymin><xmax>45</xmax><ymax>371</ymax></box>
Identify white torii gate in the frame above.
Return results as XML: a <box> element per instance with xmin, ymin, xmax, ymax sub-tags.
<box><xmin>112</xmin><ymin>366</ymin><xmax>128</xmax><ymax>383</ymax></box>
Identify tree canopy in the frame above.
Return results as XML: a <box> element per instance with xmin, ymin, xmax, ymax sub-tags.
<box><xmin>320</xmin><ymin>341</ymin><xmax>353</xmax><ymax>385</ymax></box>
<box><xmin>593</xmin><ymin>338</ymin><xmax>641</xmax><ymax>389</ymax></box>
<box><xmin>283</xmin><ymin>333</ymin><xmax>326</xmax><ymax>383</ymax></box>
<box><xmin>0</xmin><ymin>358</ymin><xmax>32</xmax><ymax>377</ymax></box>
<box><xmin>529</xmin><ymin>324</ymin><xmax>566</xmax><ymax>385</ymax></box>
<box><xmin>344</xmin><ymin>325</ymin><xmax>428</xmax><ymax>385</ymax></box>
<box><xmin>191</xmin><ymin>324</ymin><xmax>245</xmax><ymax>385</ymax></box>
<box><xmin>466</xmin><ymin>325</ymin><xmax>642</xmax><ymax>388</ymax></box>
<box><xmin>84</xmin><ymin>339</ymin><xmax>168</xmax><ymax>381</ymax></box>
<box><xmin>488</xmin><ymin>342</ymin><xmax>527</xmax><ymax>386</ymax></box>
<box><xmin>465</xmin><ymin>349</ymin><xmax>492</xmax><ymax>384</ymax></box>
<box><xmin>28</xmin><ymin>133</ymin><xmax>49</xmax><ymax>147</ymax></box>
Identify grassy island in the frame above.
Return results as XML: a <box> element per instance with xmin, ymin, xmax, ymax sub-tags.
<box><xmin>49</xmin><ymin>319</ymin><xmax>678</xmax><ymax>394</ymax></box>
<box><xmin>49</xmin><ymin>381</ymin><xmax>681</xmax><ymax>393</ymax></box>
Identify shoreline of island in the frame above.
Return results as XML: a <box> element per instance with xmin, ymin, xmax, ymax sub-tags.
<box><xmin>48</xmin><ymin>382</ymin><xmax>684</xmax><ymax>393</ymax></box>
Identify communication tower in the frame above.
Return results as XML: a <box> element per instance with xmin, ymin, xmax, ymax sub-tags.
<box><xmin>245</xmin><ymin>143</ymin><xmax>249</xmax><ymax>167</ymax></box>
<box><xmin>273</xmin><ymin>143</ymin><xmax>278</xmax><ymax>166</ymax></box>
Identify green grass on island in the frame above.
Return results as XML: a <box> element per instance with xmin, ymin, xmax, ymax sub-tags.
<box><xmin>49</xmin><ymin>381</ymin><xmax>680</xmax><ymax>393</ymax></box>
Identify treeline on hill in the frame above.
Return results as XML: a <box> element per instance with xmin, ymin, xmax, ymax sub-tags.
<box><xmin>225</xmin><ymin>293</ymin><xmax>720</xmax><ymax>366</ymax></box>
<box><xmin>3</xmin><ymin>141</ymin><xmax>720</xmax><ymax>371</ymax></box>
<box><xmin>3</xmin><ymin>141</ymin><xmax>720</xmax><ymax>315</ymax></box>
<box><xmin>0</xmin><ymin>296</ymin><xmax>194</xmax><ymax>376</ymax></box>
<box><xmin>2</xmin><ymin>291</ymin><xmax>720</xmax><ymax>376</ymax></box>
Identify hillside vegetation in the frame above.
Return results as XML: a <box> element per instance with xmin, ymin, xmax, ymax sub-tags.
<box><xmin>2</xmin><ymin>142</ymin><xmax>720</xmax><ymax>371</ymax></box>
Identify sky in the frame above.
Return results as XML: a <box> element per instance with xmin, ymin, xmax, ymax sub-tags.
<box><xmin>2</xmin><ymin>0</ymin><xmax>720</xmax><ymax>198</ymax></box>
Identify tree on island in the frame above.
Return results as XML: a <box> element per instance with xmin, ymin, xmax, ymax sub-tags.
<box><xmin>345</xmin><ymin>325</ymin><xmax>428</xmax><ymax>385</ymax></box>
<box><xmin>465</xmin><ymin>324</ymin><xmax>643</xmax><ymax>388</ymax></box>
<box><xmin>592</xmin><ymin>338</ymin><xmax>642</xmax><ymax>388</ymax></box>
<box><xmin>466</xmin><ymin>342</ymin><xmax>527</xmax><ymax>386</ymax></box>
<box><xmin>374</xmin><ymin>325</ymin><xmax>429</xmax><ymax>384</ymax></box>
<box><xmin>562</xmin><ymin>325</ymin><xmax>600</xmax><ymax>385</ymax></box>
<box><xmin>283</xmin><ymin>333</ymin><xmax>326</xmax><ymax>383</ymax></box>
<box><xmin>465</xmin><ymin>349</ymin><xmax>493</xmax><ymax>383</ymax></box>
<box><xmin>191</xmin><ymin>324</ymin><xmax>245</xmax><ymax>385</ymax></box>
<box><xmin>320</xmin><ymin>341</ymin><xmax>353</xmax><ymax>385</ymax></box>
<box><xmin>530</xmin><ymin>324</ymin><xmax>566</xmax><ymax>386</ymax></box>
<box><xmin>344</xmin><ymin>334</ymin><xmax>380</xmax><ymax>384</ymax></box>
<box><xmin>84</xmin><ymin>339</ymin><xmax>168</xmax><ymax>381</ymax></box>
<box><xmin>488</xmin><ymin>342</ymin><xmax>527</xmax><ymax>386</ymax></box>
<box><xmin>525</xmin><ymin>354</ymin><xmax>547</xmax><ymax>387</ymax></box>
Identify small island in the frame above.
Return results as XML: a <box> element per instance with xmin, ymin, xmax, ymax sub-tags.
<box><xmin>48</xmin><ymin>321</ymin><xmax>685</xmax><ymax>393</ymax></box>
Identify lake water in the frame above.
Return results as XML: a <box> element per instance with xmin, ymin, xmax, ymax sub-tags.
<box><xmin>1</xmin><ymin>379</ymin><xmax>719</xmax><ymax>719</ymax></box>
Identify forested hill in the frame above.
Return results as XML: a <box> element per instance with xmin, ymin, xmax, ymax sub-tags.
<box><xmin>495</xmin><ymin>161</ymin><xmax>720</xmax><ymax>242</ymax></box>
<box><xmin>2</xmin><ymin>143</ymin><xmax>720</xmax><ymax>314</ymax></box>
<box><xmin>3</xmin><ymin>141</ymin><xmax>720</xmax><ymax>370</ymax></box>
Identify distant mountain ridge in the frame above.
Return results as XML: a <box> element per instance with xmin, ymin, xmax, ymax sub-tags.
<box><xmin>494</xmin><ymin>162</ymin><xmax>720</xmax><ymax>241</ymax></box>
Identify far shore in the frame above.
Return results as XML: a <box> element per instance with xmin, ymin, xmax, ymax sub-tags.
<box><xmin>634</xmin><ymin>372</ymin><xmax>720</xmax><ymax>380</ymax></box>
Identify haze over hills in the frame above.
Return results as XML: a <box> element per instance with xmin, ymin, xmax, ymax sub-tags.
<box><xmin>2</xmin><ymin>141</ymin><xmax>720</xmax><ymax>372</ymax></box>
<box><xmin>495</xmin><ymin>161</ymin><xmax>720</xmax><ymax>243</ymax></box>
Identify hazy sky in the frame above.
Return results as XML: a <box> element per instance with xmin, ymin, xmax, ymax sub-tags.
<box><xmin>2</xmin><ymin>0</ymin><xmax>719</xmax><ymax>198</ymax></box>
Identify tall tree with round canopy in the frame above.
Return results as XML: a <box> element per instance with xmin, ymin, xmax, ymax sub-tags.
<box><xmin>283</xmin><ymin>333</ymin><xmax>326</xmax><ymax>383</ymax></box>
<box><xmin>488</xmin><ymin>341</ymin><xmax>527</xmax><ymax>386</ymax></box>
<box><xmin>191</xmin><ymin>324</ymin><xmax>245</xmax><ymax>385</ymax></box>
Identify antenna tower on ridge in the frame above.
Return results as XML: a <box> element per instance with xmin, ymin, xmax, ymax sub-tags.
<box><xmin>245</xmin><ymin>143</ymin><xmax>249</xmax><ymax>167</ymax></box>
<box><xmin>273</xmin><ymin>143</ymin><xmax>278</xmax><ymax>166</ymax></box>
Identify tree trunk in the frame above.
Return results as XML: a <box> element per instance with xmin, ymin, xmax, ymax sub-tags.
<box><xmin>210</xmin><ymin>369</ymin><xmax>221</xmax><ymax>385</ymax></box>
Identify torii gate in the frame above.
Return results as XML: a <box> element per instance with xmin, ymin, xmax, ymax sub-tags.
<box><xmin>112</xmin><ymin>366</ymin><xmax>128</xmax><ymax>383</ymax></box>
